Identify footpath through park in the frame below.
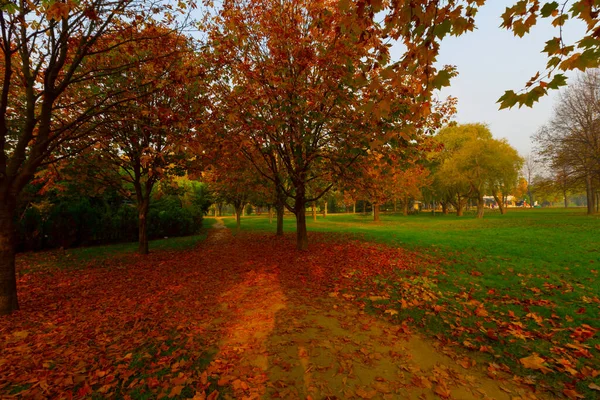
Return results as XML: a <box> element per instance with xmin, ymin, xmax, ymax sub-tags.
<box><xmin>200</xmin><ymin>220</ymin><xmax>542</xmax><ymax>400</ymax></box>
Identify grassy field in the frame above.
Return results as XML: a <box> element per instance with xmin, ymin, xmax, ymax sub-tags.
<box><xmin>220</xmin><ymin>208</ymin><xmax>600</xmax><ymax>397</ymax></box>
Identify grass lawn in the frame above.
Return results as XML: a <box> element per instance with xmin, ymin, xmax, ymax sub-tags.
<box><xmin>220</xmin><ymin>208</ymin><xmax>600</xmax><ymax>397</ymax></box>
<box><xmin>17</xmin><ymin>231</ymin><xmax>208</xmax><ymax>273</ymax></box>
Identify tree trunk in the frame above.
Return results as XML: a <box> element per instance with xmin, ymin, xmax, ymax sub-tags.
<box><xmin>276</xmin><ymin>204</ymin><xmax>284</xmax><ymax>236</ymax></box>
<box><xmin>353</xmin><ymin>202</ymin><xmax>356</xmax><ymax>214</ymax></box>
<box><xmin>493</xmin><ymin>195</ymin><xmax>506</xmax><ymax>215</ymax></box>
<box><xmin>373</xmin><ymin>203</ymin><xmax>380</xmax><ymax>222</ymax></box>
<box><xmin>564</xmin><ymin>188</ymin><xmax>569</xmax><ymax>209</ymax></box>
<box><xmin>0</xmin><ymin>198</ymin><xmax>19</xmax><ymax>315</ymax></box>
<box><xmin>476</xmin><ymin>195</ymin><xmax>484</xmax><ymax>219</ymax></box>
<box><xmin>217</xmin><ymin>203</ymin><xmax>223</xmax><ymax>217</ymax></box>
<box><xmin>138</xmin><ymin>199</ymin><xmax>149</xmax><ymax>254</ymax></box>
<box><xmin>456</xmin><ymin>201</ymin><xmax>464</xmax><ymax>216</ymax></box>
<box><xmin>268</xmin><ymin>205</ymin><xmax>273</xmax><ymax>224</ymax></box>
<box><xmin>295</xmin><ymin>203</ymin><xmax>308</xmax><ymax>250</ymax></box>
<box><xmin>312</xmin><ymin>202</ymin><xmax>317</xmax><ymax>221</ymax></box>
<box><xmin>235</xmin><ymin>207</ymin><xmax>242</xmax><ymax>232</ymax></box>
<box><xmin>403</xmin><ymin>196</ymin><xmax>409</xmax><ymax>216</ymax></box>
<box><xmin>363</xmin><ymin>201</ymin><xmax>366</xmax><ymax>214</ymax></box>
<box><xmin>585</xmin><ymin>174</ymin><xmax>595</xmax><ymax>214</ymax></box>
<box><xmin>441</xmin><ymin>202</ymin><xmax>448</xmax><ymax>215</ymax></box>
<box><xmin>322</xmin><ymin>201</ymin><xmax>327</xmax><ymax>218</ymax></box>
<box><xmin>393</xmin><ymin>199</ymin><xmax>397</xmax><ymax>213</ymax></box>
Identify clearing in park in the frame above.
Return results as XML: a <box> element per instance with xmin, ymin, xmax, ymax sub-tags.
<box><xmin>1</xmin><ymin>209</ymin><xmax>598</xmax><ymax>399</ymax></box>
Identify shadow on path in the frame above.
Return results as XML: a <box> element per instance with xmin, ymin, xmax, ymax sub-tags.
<box><xmin>201</xmin><ymin>224</ymin><xmax>544</xmax><ymax>400</ymax></box>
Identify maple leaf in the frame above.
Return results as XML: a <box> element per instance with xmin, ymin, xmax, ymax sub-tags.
<box><xmin>562</xmin><ymin>388</ymin><xmax>585</xmax><ymax>399</ymax></box>
<box><xmin>434</xmin><ymin>383</ymin><xmax>452</xmax><ymax>398</ymax></box>
<box><xmin>520</xmin><ymin>354</ymin><xmax>552</xmax><ymax>374</ymax></box>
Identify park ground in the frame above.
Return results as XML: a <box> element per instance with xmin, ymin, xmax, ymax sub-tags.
<box><xmin>0</xmin><ymin>208</ymin><xmax>599</xmax><ymax>399</ymax></box>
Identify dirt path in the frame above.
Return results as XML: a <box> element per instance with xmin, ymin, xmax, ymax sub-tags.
<box><xmin>202</xmin><ymin>222</ymin><xmax>541</xmax><ymax>400</ymax></box>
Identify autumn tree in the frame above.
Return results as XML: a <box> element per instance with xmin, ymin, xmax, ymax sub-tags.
<box><xmin>78</xmin><ymin>25</ymin><xmax>203</xmax><ymax>254</ymax></box>
<box><xmin>534</xmin><ymin>70</ymin><xmax>600</xmax><ymax>214</ymax></box>
<box><xmin>485</xmin><ymin>140</ymin><xmax>524</xmax><ymax>214</ymax></box>
<box><xmin>204</xmin><ymin>156</ymin><xmax>269</xmax><ymax>233</ymax></box>
<box><xmin>394</xmin><ymin>166</ymin><xmax>431</xmax><ymax>216</ymax></box>
<box><xmin>433</xmin><ymin>124</ymin><xmax>522</xmax><ymax>218</ymax></box>
<box><xmin>206</xmin><ymin>0</ymin><xmax>464</xmax><ymax>249</ymax></box>
<box><xmin>0</xmin><ymin>0</ymin><xmax>193</xmax><ymax>314</ymax></box>
<box><xmin>522</xmin><ymin>154</ymin><xmax>539</xmax><ymax>207</ymax></box>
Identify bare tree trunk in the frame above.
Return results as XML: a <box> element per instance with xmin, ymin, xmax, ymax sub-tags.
<box><xmin>295</xmin><ymin>202</ymin><xmax>308</xmax><ymax>250</ymax></box>
<box><xmin>493</xmin><ymin>195</ymin><xmax>506</xmax><ymax>215</ymax></box>
<box><xmin>455</xmin><ymin>195</ymin><xmax>464</xmax><ymax>217</ymax></box>
<box><xmin>0</xmin><ymin>198</ymin><xmax>19</xmax><ymax>315</ymax></box>
<box><xmin>268</xmin><ymin>205</ymin><xmax>273</xmax><ymax>224</ymax></box>
<box><xmin>373</xmin><ymin>203</ymin><xmax>380</xmax><ymax>222</ymax></box>
<box><xmin>322</xmin><ymin>201</ymin><xmax>327</xmax><ymax>218</ymax></box>
<box><xmin>441</xmin><ymin>202</ymin><xmax>448</xmax><ymax>215</ymax></box>
<box><xmin>275</xmin><ymin>187</ymin><xmax>285</xmax><ymax>236</ymax></box>
<box><xmin>477</xmin><ymin>195</ymin><xmax>485</xmax><ymax>219</ymax></box>
<box><xmin>138</xmin><ymin>199</ymin><xmax>150</xmax><ymax>254</ymax></box>
<box><xmin>353</xmin><ymin>201</ymin><xmax>356</xmax><ymax>214</ymax></box>
<box><xmin>312</xmin><ymin>202</ymin><xmax>317</xmax><ymax>221</ymax></box>
<box><xmin>276</xmin><ymin>205</ymin><xmax>284</xmax><ymax>236</ymax></box>
<box><xmin>585</xmin><ymin>174</ymin><xmax>595</xmax><ymax>214</ymax></box>
<box><xmin>235</xmin><ymin>206</ymin><xmax>242</xmax><ymax>232</ymax></box>
<box><xmin>403</xmin><ymin>196</ymin><xmax>409</xmax><ymax>216</ymax></box>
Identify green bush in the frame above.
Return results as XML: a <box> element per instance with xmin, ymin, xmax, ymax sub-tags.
<box><xmin>16</xmin><ymin>180</ymin><xmax>211</xmax><ymax>252</ymax></box>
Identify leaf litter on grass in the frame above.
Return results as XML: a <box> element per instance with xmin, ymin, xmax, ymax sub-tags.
<box><xmin>0</xmin><ymin>222</ymin><xmax>562</xmax><ymax>399</ymax></box>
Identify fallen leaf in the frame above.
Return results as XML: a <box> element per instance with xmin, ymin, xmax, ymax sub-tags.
<box><xmin>520</xmin><ymin>354</ymin><xmax>552</xmax><ymax>373</ymax></box>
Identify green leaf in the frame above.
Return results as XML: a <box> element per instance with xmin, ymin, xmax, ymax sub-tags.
<box><xmin>433</xmin><ymin>19</ymin><xmax>452</xmax><ymax>39</ymax></box>
<box><xmin>543</xmin><ymin>37</ymin><xmax>561</xmax><ymax>55</ymax></box>
<box><xmin>1</xmin><ymin>2</ymin><xmax>18</xmax><ymax>14</ymax></box>
<box><xmin>432</xmin><ymin>70</ymin><xmax>452</xmax><ymax>90</ymax></box>
<box><xmin>577</xmin><ymin>36</ymin><xmax>600</xmax><ymax>50</ymax></box>
<box><xmin>497</xmin><ymin>90</ymin><xmax>518</xmax><ymax>110</ymax></box>
<box><xmin>540</xmin><ymin>2</ymin><xmax>559</xmax><ymax>18</ymax></box>
<box><xmin>547</xmin><ymin>74</ymin><xmax>567</xmax><ymax>90</ymax></box>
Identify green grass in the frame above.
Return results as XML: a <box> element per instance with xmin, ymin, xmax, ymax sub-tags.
<box><xmin>17</xmin><ymin>230</ymin><xmax>208</xmax><ymax>272</ymax></box>
<box><xmin>218</xmin><ymin>208</ymin><xmax>600</xmax><ymax>397</ymax></box>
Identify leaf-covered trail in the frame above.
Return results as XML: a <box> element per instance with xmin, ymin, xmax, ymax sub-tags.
<box><xmin>0</xmin><ymin>221</ymin><xmax>547</xmax><ymax>399</ymax></box>
<box><xmin>203</xmin><ymin>220</ymin><xmax>539</xmax><ymax>400</ymax></box>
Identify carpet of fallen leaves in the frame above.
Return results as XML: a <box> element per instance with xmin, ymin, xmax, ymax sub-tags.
<box><xmin>0</xmin><ymin>221</ymin><xmax>582</xmax><ymax>399</ymax></box>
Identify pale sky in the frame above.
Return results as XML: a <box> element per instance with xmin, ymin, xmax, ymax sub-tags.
<box><xmin>430</xmin><ymin>1</ymin><xmax>586</xmax><ymax>156</ymax></box>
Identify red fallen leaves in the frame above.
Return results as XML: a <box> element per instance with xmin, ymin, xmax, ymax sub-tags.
<box><xmin>2</xmin><ymin>229</ymin><xmax>599</xmax><ymax>399</ymax></box>
<box><xmin>520</xmin><ymin>354</ymin><xmax>553</xmax><ymax>374</ymax></box>
<box><xmin>0</xmin><ymin>230</ymin><xmax>425</xmax><ymax>398</ymax></box>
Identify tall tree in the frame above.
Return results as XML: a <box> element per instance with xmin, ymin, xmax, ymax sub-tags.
<box><xmin>81</xmin><ymin>25</ymin><xmax>203</xmax><ymax>254</ymax></box>
<box><xmin>433</xmin><ymin>123</ymin><xmax>522</xmax><ymax>218</ymax></box>
<box><xmin>522</xmin><ymin>154</ymin><xmax>539</xmax><ymax>207</ymax></box>
<box><xmin>207</xmin><ymin>0</ymin><xmax>457</xmax><ymax>249</ymax></box>
<box><xmin>0</xmin><ymin>0</ymin><xmax>191</xmax><ymax>314</ymax></box>
<box><xmin>534</xmin><ymin>70</ymin><xmax>600</xmax><ymax>215</ymax></box>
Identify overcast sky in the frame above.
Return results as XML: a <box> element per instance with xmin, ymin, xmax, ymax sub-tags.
<box><xmin>424</xmin><ymin>1</ymin><xmax>586</xmax><ymax>156</ymax></box>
